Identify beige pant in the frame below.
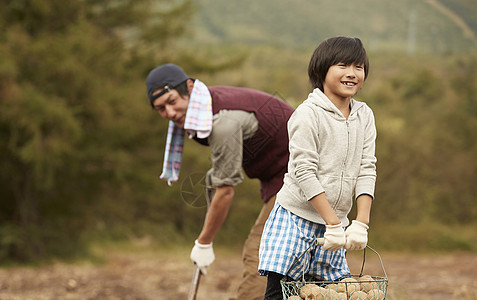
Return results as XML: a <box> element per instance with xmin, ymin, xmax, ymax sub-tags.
<box><xmin>236</xmin><ymin>196</ymin><xmax>276</xmax><ymax>300</ymax></box>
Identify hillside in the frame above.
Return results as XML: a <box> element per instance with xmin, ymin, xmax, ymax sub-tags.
<box><xmin>190</xmin><ymin>0</ymin><xmax>477</xmax><ymax>54</ymax></box>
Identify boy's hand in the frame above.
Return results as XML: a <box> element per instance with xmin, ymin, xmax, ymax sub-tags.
<box><xmin>190</xmin><ymin>239</ymin><xmax>215</xmax><ymax>275</ymax></box>
<box><xmin>323</xmin><ymin>222</ymin><xmax>346</xmax><ymax>251</ymax></box>
<box><xmin>345</xmin><ymin>220</ymin><xmax>369</xmax><ymax>250</ymax></box>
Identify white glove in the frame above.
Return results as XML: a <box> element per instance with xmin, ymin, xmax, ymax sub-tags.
<box><xmin>345</xmin><ymin>220</ymin><xmax>369</xmax><ymax>250</ymax></box>
<box><xmin>323</xmin><ymin>222</ymin><xmax>346</xmax><ymax>251</ymax></box>
<box><xmin>190</xmin><ymin>239</ymin><xmax>215</xmax><ymax>275</ymax></box>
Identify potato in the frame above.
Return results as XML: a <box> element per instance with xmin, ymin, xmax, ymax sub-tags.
<box><xmin>300</xmin><ymin>284</ymin><xmax>315</xmax><ymax>298</ymax></box>
<box><xmin>324</xmin><ymin>284</ymin><xmax>343</xmax><ymax>299</ymax></box>
<box><xmin>325</xmin><ymin>283</ymin><xmax>339</xmax><ymax>291</ymax></box>
<box><xmin>288</xmin><ymin>296</ymin><xmax>302</xmax><ymax>300</ymax></box>
<box><xmin>367</xmin><ymin>288</ymin><xmax>385</xmax><ymax>300</ymax></box>
<box><xmin>300</xmin><ymin>284</ymin><xmax>322</xmax><ymax>299</ymax></box>
<box><xmin>358</xmin><ymin>274</ymin><xmax>373</xmax><ymax>281</ymax></box>
<box><xmin>338</xmin><ymin>277</ymin><xmax>360</xmax><ymax>296</ymax></box>
<box><xmin>335</xmin><ymin>281</ymin><xmax>346</xmax><ymax>293</ymax></box>
<box><xmin>311</xmin><ymin>286</ymin><xmax>327</xmax><ymax>300</ymax></box>
<box><xmin>336</xmin><ymin>292</ymin><xmax>347</xmax><ymax>300</ymax></box>
<box><xmin>321</xmin><ymin>288</ymin><xmax>341</xmax><ymax>300</ymax></box>
<box><xmin>349</xmin><ymin>291</ymin><xmax>367</xmax><ymax>299</ymax></box>
<box><xmin>358</xmin><ymin>274</ymin><xmax>377</xmax><ymax>292</ymax></box>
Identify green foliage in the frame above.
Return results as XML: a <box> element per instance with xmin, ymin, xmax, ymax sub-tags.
<box><xmin>0</xmin><ymin>0</ymin><xmax>197</xmax><ymax>263</ymax></box>
<box><xmin>359</xmin><ymin>54</ymin><xmax>477</xmax><ymax>226</ymax></box>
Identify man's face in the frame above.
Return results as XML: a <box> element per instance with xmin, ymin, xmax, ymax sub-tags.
<box><xmin>151</xmin><ymin>87</ymin><xmax>190</xmax><ymax>128</ymax></box>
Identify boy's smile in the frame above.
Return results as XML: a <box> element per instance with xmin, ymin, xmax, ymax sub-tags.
<box><xmin>323</xmin><ymin>63</ymin><xmax>365</xmax><ymax>104</ymax></box>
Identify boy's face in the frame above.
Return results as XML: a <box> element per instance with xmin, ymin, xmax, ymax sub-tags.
<box><xmin>323</xmin><ymin>63</ymin><xmax>365</xmax><ymax>103</ymax></box>
<box><xmin>151</xmin><ymin>83</ymin><xmax>192</xmax><ymax>128</ymax></box>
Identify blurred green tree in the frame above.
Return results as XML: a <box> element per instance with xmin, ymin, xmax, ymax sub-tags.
<box><xmin>0</xmin><ymin>0</ymin><xmax>196</xmax><ymax>262</ymax></box>
<box><xmin>365</xmin><ymin>55</ymin><xmax>477</xmax><ymax>227</ymax></box>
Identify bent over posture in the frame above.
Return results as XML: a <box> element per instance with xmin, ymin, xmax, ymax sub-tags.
<box><xmin>145</xmin><ymin>64</ymin><xmax>294</xmax><ymax>299</ymax></box>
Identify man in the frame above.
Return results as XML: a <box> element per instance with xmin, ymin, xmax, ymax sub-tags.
<box><xmin>146</xmin><ymin>64</ymin><xmax>293</xmax><ymax>299</ymax></box>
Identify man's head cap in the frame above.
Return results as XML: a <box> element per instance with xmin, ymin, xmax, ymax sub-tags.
<box><xmin>146</xmin><ymin>64</ymin><xmax>190</xmax><ymax>106</ymax></box>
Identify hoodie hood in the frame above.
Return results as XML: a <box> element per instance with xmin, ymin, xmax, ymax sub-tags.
<box><xmin>305</xmin><ymin>88</ymin><xmax>365</xmax><ymax>120</ymax></box>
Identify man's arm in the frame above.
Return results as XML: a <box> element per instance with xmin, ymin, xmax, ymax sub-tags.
<box><xmin>197</xmin><ymin>185</ymin><xmax>234</xmax><ymax>244</ymax></box>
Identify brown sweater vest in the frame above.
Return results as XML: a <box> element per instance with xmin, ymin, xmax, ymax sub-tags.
<box><xmin>194</xmin><ymin>86</ymin><xmax>294</xmax><ymax>202</ymax></box>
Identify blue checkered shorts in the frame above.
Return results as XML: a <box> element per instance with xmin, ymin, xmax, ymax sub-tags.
<box><xmin>258</xmin><ymin>202</ymin><xmax>350</xmax><ymax>281</ymax></box>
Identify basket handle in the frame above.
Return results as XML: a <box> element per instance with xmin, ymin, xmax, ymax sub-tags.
<box><xmin>284</xmin><ymin>238</ymin><xmax>387</xmax><ymax>279</ymax></box>
<box><xmin>283</xmin><ymin>238</ymin><xmax>324</xmax><ymax>278</ymax></box>
<box><xmin>360</xmin><ymin>245</ymin><xmax>388</xmax><ymax>279</ymax></box>
<box><xmin>325</xmin><ymin>237</ymin><xmax>387</xmax><ymax>279</ymax></box>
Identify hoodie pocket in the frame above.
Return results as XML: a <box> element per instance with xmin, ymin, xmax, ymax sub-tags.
<box><xmin>334</xmin><ymin>176</ymin><xmax>357</xmax><ymax>216</ymax></box>
<box><xmin>319</xmin><ymin>175</ymin><xmax>340</xmax><ymax>206</ymax></box>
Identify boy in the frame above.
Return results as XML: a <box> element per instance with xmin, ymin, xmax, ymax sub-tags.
<box><xmin>258</xmin><ymin>36</ymin><xmax>377</xmax><ymax>299</ymax></box>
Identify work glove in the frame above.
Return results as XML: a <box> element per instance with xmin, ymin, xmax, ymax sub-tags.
<box><xmin>345</xmin><ymin>220</ymin><xmax>369</xmax><ymax>250</ymax></box>
<box><xmin>323</xmin><ymin>222</ymin><xmax>346</xmax><ymax>251</ymax></box>
<box><xmin>190</xmin><ymin>239</ymin><xmax>215</xmax><ymax>275</ymax></box>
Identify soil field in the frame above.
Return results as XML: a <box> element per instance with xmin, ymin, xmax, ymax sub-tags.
<box><xmin>0</xmin><ymin>247</ymin><xmax>476</xmax><ymax>300</ymax></box>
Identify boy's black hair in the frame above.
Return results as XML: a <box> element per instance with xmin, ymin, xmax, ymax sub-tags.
<box><xmin>308</xmin><ymin>36</ymin><xmax>369</xmax><ymax>91</ymax></box>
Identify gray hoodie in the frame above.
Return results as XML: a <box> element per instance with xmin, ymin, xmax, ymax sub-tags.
<box><xmin>277</xmin><ymin>88</ymin><xmax>377</xmax><ymax>227</ymax></box>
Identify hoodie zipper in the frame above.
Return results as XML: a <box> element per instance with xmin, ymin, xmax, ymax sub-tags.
<box><xmin>333</xmin><ymin>120</ymin><xmax>351</xmax><ymax>210</ymax></box>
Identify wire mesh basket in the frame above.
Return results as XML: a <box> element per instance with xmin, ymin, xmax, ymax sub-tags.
<box><xmin>280</xmin><ymin>240</ymin><xmax>388</xmax><ymax>300</ymax></box>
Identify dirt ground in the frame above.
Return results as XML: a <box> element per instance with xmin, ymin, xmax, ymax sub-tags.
<box><xmin>0</xmin><ymin>246</ymin><xmax>476</xmax><ymax>300</ymax></box>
